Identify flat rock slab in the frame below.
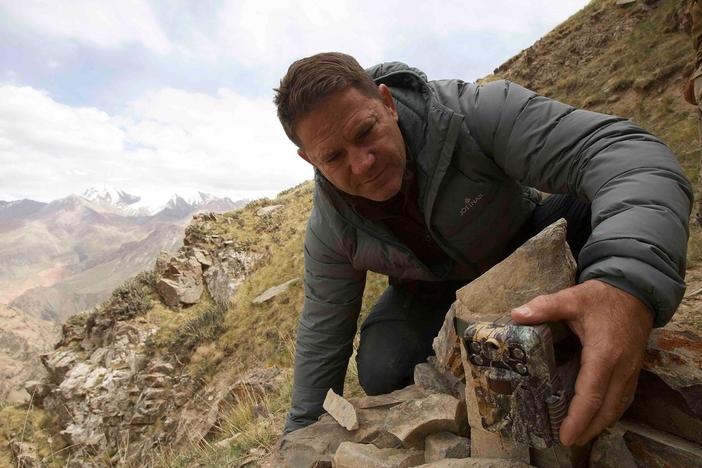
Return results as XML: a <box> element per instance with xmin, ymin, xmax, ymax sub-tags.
<box><xmin>323</xmin><ymin>388</ymin><xmax>359</xmax><ymax>430</ymax></box>
<box><xmin>424</xmin><ymin>432</ymin><xmax>470</xmax><ymax>463</ymax></box>
<box><xmin>333</xmin><ymin>441</ymin><xmax>425</xmax><ymax>468</ymax></box>
<box><xmin>385</xmin><ymin>393</ymin><xmax>467</xmax><ymax>448</ymax></box>
<box><xmin>417</xmin><ymin>459</ymin><xmax>532</xmax><ymax>467</ymax></box>
<box><xmin>252</xmin><ymin>278</ymin><xmax>299</xmax><ymax>304</ymax></box>
<box><xmin>354</xmin><ymin>385</ymin><xmax>427</xmax><ymax>409</ymax></box>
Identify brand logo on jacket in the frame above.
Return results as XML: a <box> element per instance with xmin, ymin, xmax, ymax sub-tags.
<box><xmin>460</xmin><ymin>194</ymin><xmax>484</xmax><ymax>216</ymax></box>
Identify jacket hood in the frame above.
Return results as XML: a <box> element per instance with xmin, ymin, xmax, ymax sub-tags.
<box><xmin>366</xmin><ymin>62</ymin><xmax>429</xmax><ymax>94</ymax></box>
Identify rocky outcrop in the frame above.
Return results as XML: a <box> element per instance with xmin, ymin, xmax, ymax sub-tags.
<box><xmin>0</xmin><ymin>304</ymin><xmax>57</xmax><ymax>403</ymax></box>
<box><xmin>29</xmin><ymin>220</ymin><xmax>264</xmax><ymax>465</ymax></box>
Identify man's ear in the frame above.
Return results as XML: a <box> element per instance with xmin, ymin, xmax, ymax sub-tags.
<box><xmin>297</xmin><ymin>149</ymin><xmax>313</xmax><ymax>165</ymax></box>
<box><xmin>378</xmin><ymin>84</ymin><xmax>398</xmax><ymax>120</ymax></box>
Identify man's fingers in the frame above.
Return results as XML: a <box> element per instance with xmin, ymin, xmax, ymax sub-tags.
<box><xmin>559</xmin><ymin>346</ymin><xmax>615</xmax><ymax>446</ymax></box>
<box><xmin>511</xmin><ymin>291</ymin><xmax>578</xmax><ymax>325</ymax></box>
<box><xmin>574</xmin><ymin>366</ymin><xmax>640</xmax><ymax>445</ymax></box>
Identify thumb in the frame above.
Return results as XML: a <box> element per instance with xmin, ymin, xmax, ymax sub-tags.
<box><xmin>511</xmin><ymin>292</ymin><xmax>574</xmax><ymax>325</ymax></box>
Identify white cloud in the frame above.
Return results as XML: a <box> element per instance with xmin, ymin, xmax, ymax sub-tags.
<box><xmin>215</xmin><ymin>0</ymin><xmax>589</xmax><ymax>68</ymax></box>
<box><xmin>1</xmin><ymin>0</ymin><xmax>171</xmax><ymax>53</ymax></box>
<box><xmin>0</xmin><ymin>85</ymin><xmax>309</xmax><ymax>204</ymax></box>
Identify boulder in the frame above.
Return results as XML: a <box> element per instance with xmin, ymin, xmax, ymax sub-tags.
<box><xmin>256</xmin><ymin>204</ymin><xmax>284</xmax><ymax>216</ymax></box>
<box><xmin>385</xmin><ymin>393</ymin><xmax>467</xmax><ymax>448</ymax></box>
<box><xmin>155</xmin><ymin>253</ymin><xmax>203</xmax><ymax>307</ymax></box>
<box><xmin>333</xmin><ymin>441</ymin><xmax>425</xmax><ymax>468</ymax></box>
<box><xmin>203</xmin><ymin>247</ymin><xmax>259</xmax><ymax>306</ymax></box>
<box><xmin>323</xmin><ymin>388</ymin><xmax>359</xmax><ymax>430</ymax></box>
<box><xmin>424</xmin><ymin>432</ymin><xmax>470</xmax><ymax>463</ymax></box>
<box><xmin>252</xmin><ymin>278</ymin><xmax>299</xmax><ymax>304</ymax></box>
<box><xmin>266</xmin><ymin>417</ymin><xmax>355</xmax><ymax>467</ymax></box>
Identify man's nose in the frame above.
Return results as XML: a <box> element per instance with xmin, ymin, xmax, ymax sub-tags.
<box><xmin>349</xmin><ymin>147</ymin><xmax>375</xmax><ymax>175</ymax></box>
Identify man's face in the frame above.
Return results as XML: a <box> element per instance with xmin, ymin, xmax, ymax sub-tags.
<box><xmin>296</xmin><ymin>84</ymin><xmax>407</xmax><ymax>202</ymax></box>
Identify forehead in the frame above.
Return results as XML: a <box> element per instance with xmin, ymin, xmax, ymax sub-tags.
<box><xmin>297</xmin><ymin>88</ymin><xmax>380</xmax><ymax>153</ymax></box>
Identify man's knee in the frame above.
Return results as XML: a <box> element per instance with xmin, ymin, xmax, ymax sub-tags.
<box><xmin>356</xmin><ymin>339</ymin><xmax>413</xmax><ymax>395</ymax></box>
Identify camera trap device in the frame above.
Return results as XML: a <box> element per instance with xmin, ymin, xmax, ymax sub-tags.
<box><xmin>455</xmin><ymin>314</ymin><xmax>580</xmax><ymax>449</ymax></box>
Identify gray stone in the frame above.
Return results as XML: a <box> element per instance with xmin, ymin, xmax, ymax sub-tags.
<box><xmin>417</xmin><ymin>459</ymin><xmax>532</xmax><ymax>467</ymax></box>
<box><xmin>323</xmin><ymin>388</ymin><xmax>359</xmax><ymax>430</ymax></box>
<box><xmin>333</xmin><ymin>441</ymin><xmax>425</xmax><ymax>468</ymax></box>
<box><xmin>203</xmin><ymin>247</ymin><xmax>259</xmax><ymax>306</ymax></box>
<box><xmin>256</xmin><ymin>204</ymin><xmax>284</xmax><ymax>216</ymax></box>
<box><xmin>385</xmin><ymin>393</ymin><xmax>467</xmax><ymax>448</ymax></box>
<box><xmin>155</xmin><ymin>253</ymin><xmax>203</xmax><ymax>307</ymax></box>
<box><xmin>414</xmin><ymin>363</ymin><xmax>454</xmax><ymax>396</ymax></box>
<box><xmin>267</xmin><ymin>418</ymin><xmax>355</xmax><ymax>467</ymax></box>
<box><xmin>620</xmin><ymin>420</ymin><xmax>702</xmax><ymax>467</ymax></box>
<box><xmin>424</xmin><ymin>432</ymin><xmax>469</xmax><ymax>463</ymax></box>
<box><xmin>589</xmin><ymin>425</ymin><xmax>636</xmax><ymax>468</ymax></box>
<box><xmin>252</xmin><ymin>278</ymin><xmax>299</xmax><ymax>304</ymax></box>
<box><xmin>192</xmin><ymin>247</ymin><xmax>212</xmax><ymax>267</ymax></box>
<box><xmin>355</xmin><ymin>384</ymin><xmax>427</xmax><ymax>409</ymax></box>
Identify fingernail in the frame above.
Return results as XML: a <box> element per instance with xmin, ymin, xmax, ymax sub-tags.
<box><xmin>513</xmin><ymin>306</ymin><xmax>531</xmax><ymax>317</ymax></box>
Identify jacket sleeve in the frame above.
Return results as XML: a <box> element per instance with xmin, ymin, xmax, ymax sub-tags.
<box><xmin>284</xmin><ymin>203</ymin><xmax>366</xmax><ymax>433</ymax></box>
<box><xmin>457</xmin><ymin>79</ymin><xmax>692</xmax><ymax>326</ymax></box>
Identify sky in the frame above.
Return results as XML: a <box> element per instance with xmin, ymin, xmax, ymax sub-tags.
<box><xmin>0</xmin><ymin>0</ymin><xmax>590</xmax><ymax>208</ymax></box>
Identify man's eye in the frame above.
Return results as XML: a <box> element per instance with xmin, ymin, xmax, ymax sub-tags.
<box><xmin>325</xmin><ymin>153</ymin><xmax>340</xmax><ymax>164</ymax></box>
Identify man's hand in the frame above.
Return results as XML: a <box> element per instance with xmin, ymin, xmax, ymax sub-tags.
<box><xmin>511</xmin><ymin>279</ymin><xmax>653</xmax><ymax>447</ymax></box>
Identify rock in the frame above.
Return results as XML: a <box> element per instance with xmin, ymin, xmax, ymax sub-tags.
<box><xmin>640</xmin><ymin>303</ymin><xmax>702</xmax><ymax>418</ymax></box>
<box><xmin>385</xmin><ymin>393</ymin><xmax>467</xmax><ymax>448</ymax></box>
<box><xmin>619</xmin><ymin>420</ymin><xmax>702</xmax><ymax>467</ymax></box>
<box><xmin>203</xmin><ymin>247</ymin><xmax>259</xmax><ymax>306</ymax></box>
<box><xmin>192</xmin><ymin>247</ymin><xmax>212</xmax><ymax>267</ymax></box>
<box><xmin>355</xmin><ymin>385</ymin><xmax>427</xmax><ymax>409</ymax></box>
<box><xmin>267</xmin><ymin>417</ymin><xmax>355</xmax><ymax>467</ymax></box>
<box><xmin>333</xmin><ymin>441</ymin><xmax>425</xmax><ymax>468</ymax></box>
<box><xmin>589</xmin><ymin>425</ymin><xmax>636</xmax><ymax>468</ymax></box>
<box><xmin>417</xmin><ymin>459</ymin><xmax>531</xmax><ymax>467</ymax></box>
<box><xmin>414</xmin><ymin>363</ymin><xmax>454</xmax><ymax>396</ymax></box>
<box><xmin>41</xmin><ymin>349</ymin><xmax>78</xmax><ymax>382</ymax></box>
<box><xmin>454</xmin><ymin>219</ymin><xmax>576</xmax><ymax>319</ymax></box>
<box><xmin>323</xmin><ymin>388</ymin><xmax>359</xmax><ymax>430</ymax></box>
<box><xmin>252</xmin><ymin>278</ymin><xmax>299</xmax><ymax>304</ymax></box>
<box><xmin>9</xmin><ymin>439</ymin><xmax>39</xmax><ymax>468</ymax></box>
<box><xmin>424</xmin><ymin>432</ymin><xmax>469</xmax><ymax>463</ymax></box>
<box><xmin>24</xmin><ymin>379</ymin><xmax>53</xmax><ymax>405</ymax></box>
<box><xmin>431</xmin><ymin>305</ymin><xmax>465</xmax><ymax>398</ymax></box>
<box><xmin>616</xmin><ymin>0</ymin><xmax>636</xmax><ymax>5</ymax></box>
<box><xmin>453</xmin><ymin>219</ymin><xmax>574</xmax><ymax>460</ymax></box>
<box><xmin>155</xmin><ymin>253</ymin><xmax>204</xmax><ymax>307</ymax></box>
<box><xmin>257</xmin><ymin>204</ymin><xmax>284</xmax><ymax>216</ymax></box>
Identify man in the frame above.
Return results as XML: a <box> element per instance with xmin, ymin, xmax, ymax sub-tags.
<box><xmin>274</xmin><ymin>52</ymin><xmax>692</xmax><ymax>447</ymax></box>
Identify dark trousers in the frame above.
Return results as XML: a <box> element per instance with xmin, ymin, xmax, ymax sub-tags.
<box><xmin>356</xmin><ymin>194</ymin><xmax>591</xmax><ymax>396</ymax></box>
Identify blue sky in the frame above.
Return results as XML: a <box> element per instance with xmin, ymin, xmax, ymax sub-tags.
<box><xmin>0</xmin><ymin>0</ymin><xmax>590</xmax><ymax>208</ymax></box>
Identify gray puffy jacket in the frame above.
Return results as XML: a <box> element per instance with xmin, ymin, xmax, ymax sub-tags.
<box><xmin>285</xmin><ymin>62</ymin><xmax>692</xmax><ymax>432</ymax></box>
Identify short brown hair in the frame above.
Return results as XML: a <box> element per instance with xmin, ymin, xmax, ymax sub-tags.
<box><xmin>274</xmin><ymin>52</ymin><xmax>381</xmax><ymax>147</ymax></box>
